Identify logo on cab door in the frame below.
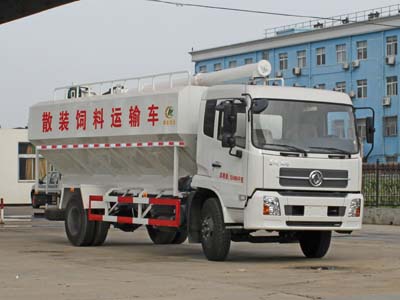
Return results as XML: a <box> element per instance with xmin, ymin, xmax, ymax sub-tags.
<box><xmin>219</xmin><ymin>172</ymin><xmax>244</xmax><ymax>183</ymax></box>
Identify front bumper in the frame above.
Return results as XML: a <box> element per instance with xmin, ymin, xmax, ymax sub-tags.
<box><xmin>244</xmin><ymin>191</ymin><xmax>363</xmax><ymax>231</ymax></box>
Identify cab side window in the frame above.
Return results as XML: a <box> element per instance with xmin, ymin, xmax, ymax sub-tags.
<box><xmin>203</xmin><ymin>100</ymin><xmax>217</xmax><ymax>138</ymax></box>
<box><xmin>217</xmin><ymin>101</ymin><xmax>246</xmax><ymax>148</ymax></box>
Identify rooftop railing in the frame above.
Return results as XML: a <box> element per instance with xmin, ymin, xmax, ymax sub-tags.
<box><xmin>264</xmin><ymin>4</ymin><xmax>400</xmax><ymax>38</ymax></box>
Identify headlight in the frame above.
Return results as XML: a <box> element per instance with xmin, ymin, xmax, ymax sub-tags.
<box><xmin>348</xmin><ymin>198</ymin><xmax>362</xmax><ymax>217</ymax></box>
<box><xmin>263</xmin><ymin>196</ymin><xmax>281</xmax><ymax>216</ymax></box>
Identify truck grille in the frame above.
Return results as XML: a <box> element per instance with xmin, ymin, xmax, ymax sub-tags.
<box><xmin>279</xmin><ymin>168</ymin><xmax>349</xmax><ymax>188</ymax></box>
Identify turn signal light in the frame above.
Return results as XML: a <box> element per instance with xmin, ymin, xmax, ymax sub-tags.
<box><xmin>263</xmin><ymin>196</ymin><xmax>281</xmax><ymax>216</ymax></box>
<box><xmin>355</xmin><ymin>207</ymin><xmax>361</xmax><ymax>217</ymax></box>
<box><xmin>348</xmin><ymin>199</ymin><xmax>362</xmax><ymax>217</ymax></box>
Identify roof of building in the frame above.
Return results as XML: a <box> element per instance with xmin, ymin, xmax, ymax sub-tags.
<box><xmin>190</xmin><ymin>5</ymin><xmax>400</xmax><ymax>62</ymax></box>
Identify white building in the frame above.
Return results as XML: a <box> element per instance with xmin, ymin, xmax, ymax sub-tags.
<box><xmin>0</xmin><ymin>128</ymin><xmax>46</xmax><ymax>205</ymax></box>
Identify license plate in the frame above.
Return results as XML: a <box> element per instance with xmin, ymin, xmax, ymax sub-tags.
<box><xmin>305</xmin><ymin>206</ymin><xmax>327</xmax><ymax>217</ymax></box>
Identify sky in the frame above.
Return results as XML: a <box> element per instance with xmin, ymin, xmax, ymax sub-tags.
<box><xmin>0</xmin><ymin>0</ymin><xmax>399</xmax><ymax>128</ymax></box>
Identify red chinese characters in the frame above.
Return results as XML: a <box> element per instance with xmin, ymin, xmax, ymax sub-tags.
<box><xmin>129</xmin><ymin>105</ymin><xmax>141</xmax><ymax>128</ymax></box>
<box><xmin>59</xmin><ymin>111</ymin><xmax>69</xmax><ymax>132</ymax></box>
<box><xmin>93</xmin><ymin>108</ymin><xmax>104</xmax><ymax>130</ymax></box>
<box><xmin>219</xmin><ymin>172</ymin><xmax>244</xmax><ymax>183</ymax></box>
<box><xmin>147</xmin><ymin>104</ymin><xmax>159</xmax><ymax>127</ymax></box>
<box><xmin>76</xmin><ymin>110</ymin><xmax>87</xmax><ymax>130</ymax></box>
<box><xmin>42</xmin><ymin>112</ymin><xmax>53</xmax><ymax>133</ymax></box>
<box><xmin>111</xmin><ymin>107</ymin><xmax>122</xmax><ymax>128</ymax></box>
<box><xmin>43</xmin><ymin>103</ymin><xmax>169</xmax><ymax>134</ymax></box>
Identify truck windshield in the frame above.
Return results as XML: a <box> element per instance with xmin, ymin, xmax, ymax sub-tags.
<box><xmin>251</xmin><ymin>99</ymin><xmax>358</xmax><ymax>154</ymax></box>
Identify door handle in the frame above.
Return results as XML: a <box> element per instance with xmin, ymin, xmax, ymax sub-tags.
<box><xmin>212</xmin><ymin>162</ymin><xmax>222</xmax><ymax>168</ymax></box>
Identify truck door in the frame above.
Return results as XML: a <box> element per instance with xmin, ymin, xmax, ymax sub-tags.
<box><xmin>210</xmin><ymin>99</ymin><xmax>248</xmax><ymax>209</ymax></box>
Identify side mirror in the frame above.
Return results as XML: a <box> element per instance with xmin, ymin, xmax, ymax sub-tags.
<box><xmin>366</xmin><ymin>116</ymin><xmax>375</xmax><ymax>144</ymax></box>
<box><xmin>221</xmin><ymin>102</ymin><xmax>238</xmax><ymax>148</ymax></box>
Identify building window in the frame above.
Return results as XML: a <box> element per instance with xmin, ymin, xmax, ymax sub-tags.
<box><xmin>261</xmin><ymin>50</ymin><xmax>269</xmax><ymax>60</ymax></box>
<box><xmin>356</xmin><ymin>118</ymin><xmax>366</xmax><ymax>141</ymax></box>
<box><xmin>357</xmin><ymin>41</ymin><xmax>368</xmax><ymax>60</ymax></box>
<box><xmin>332</xmin><ymin>120</ymin><xmax>345</xmax><ymax>138</ymax></box>
<box><xmin>357</xmin><ymin>79</ymin><xmax>368</xmax><ymax>98</ymax></box>
<box><xmin>297</xmin><ymin>50</ymin><xmax>307</xmax><ymax>68</ymax></box>
<box><xmin>316</xmin><ymin>47</ymin><xmax>326</xmax><ymax>65</ymax></box>
<box><xmin>387</xmin><ymin>76</ymin><xmax>398</xmax><ymax>96</ymax></box>
<box><xmin>336</xmin><ymin>81</ymin><xmax>346</xmax><ymax>93</ymax></box>
<box><xmin>336</xmin><ymin>44</ymin><xmax>347</xmax><ymax>64</ymax></box>
<box><xmin>384</xmin><ymin>116</ymin><xmax>398</xmax><ymax>137</ymax></box>
<box><xmin>199</xmin><ymin>65</ymin><xmax>207</xmax><ymax>73</ymax></box>
<box><xmin>228</xmin><ymin>60</ymin><xmax>237</xmax><ymax>68</ymax></box>
<box><xmin>214</xmin><ymin>63</ymin><xmax>222</xmax><ymax>71</ymax></box>
<box><xmin>387</xmin><ymin>36</ymin><xmax>398</xmax><ymax>56</ymax></box>
<box><xmin>18</xmin><ymin>143</ymin><xmax>46</xmax><ymax>181</ymax></box>
<box><xmin>279</xmin><ymin>53</ymin><xmax>288</xmax><ymax>70</ymax></box>
<box><xmin>244</xmin><ymin>58</ymin><xmax>253</xmax><ymax>65</ymax></box>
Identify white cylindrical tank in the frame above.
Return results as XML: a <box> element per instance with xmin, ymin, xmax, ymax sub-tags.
<box><xmin>192</xmin><ymin>60</ymin><xmax>272</xmax><ymax>86</ymax></box>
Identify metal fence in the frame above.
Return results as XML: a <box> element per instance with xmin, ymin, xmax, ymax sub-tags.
<box><xmin>363</xmin><ymin>162</ymin><xmax>400</xmax><ymax>207</ymax></box>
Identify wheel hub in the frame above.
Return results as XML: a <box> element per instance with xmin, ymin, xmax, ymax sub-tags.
<box><xmin>201</xmin><ymin>216</ymin><xmax>214</xmax><ymax>240</ymax></box>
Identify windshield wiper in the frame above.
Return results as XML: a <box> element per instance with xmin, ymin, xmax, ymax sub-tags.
<box><xmin>263</xmin><ymin>143</ymin><xmax>308</xmax><ymax>155</ymax></box>
<box><xmin>309</xmin><ymin>146</ymin><xmax>352</xmax><ymax>155</ymax></box>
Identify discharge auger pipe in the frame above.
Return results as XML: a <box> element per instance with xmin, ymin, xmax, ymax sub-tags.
<box><xmin>192</xmin><ymin>60</ymin><xmax>272</xmax><ymax>86</ymax></box>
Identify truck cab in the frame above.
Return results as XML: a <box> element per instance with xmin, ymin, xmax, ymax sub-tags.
<box><xmin>190</xmin><ymin>83</ymin><xmax>373</xmax><ymax>260</ymax></box>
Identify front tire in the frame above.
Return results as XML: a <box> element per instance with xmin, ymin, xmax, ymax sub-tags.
<box><xmin>200</xmin><ymin>198</ymin><xmax>231</xmax><ymax>261</ymax></box>
<box><xmin>65</xmin><ymin>198</ymin><xmax>95</xmax><ymax>246</ymax></box>
<box><xmin>299</xmin><ymin>231</ymin><xmax>332</xmax><ymax>258</ymax></box>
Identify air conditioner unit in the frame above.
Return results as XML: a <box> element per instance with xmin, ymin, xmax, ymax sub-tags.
<box><xmin>352</xmin><ymin>60</ymin><xmax>360</xmax><ymax>68</ymax></box>
<box><xmin>293</xmin><ymin>67</ymin><xmax>301</xmax><ymax>76</ymax></box>
<box><xmin>383</xmin><ymin>96</ymin><xmax>391</xmax><ymax>106</ymax></box>
<box><xmin>348</xmin><ymin>91</ymin><xmax>356</xmax><ymax>98</ymax></box>
<box><xmin>386</xmin><ymin>56</ymin><xmax>396</xmax><ymax>65</ymax></box>
<box><xmin>342</xmin><ymin>62</ymin><xmax>350</xmax><ymax>70</ymax></box>
<box><xmin>276</xmin><ymin>71</ymin><xmax>283</xmax><ymax>78</ymax></box>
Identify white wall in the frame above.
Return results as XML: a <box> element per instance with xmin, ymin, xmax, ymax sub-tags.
<box><xmin>0</xmin><ymin>129</ymin><xmax>33</xmax><ymax>204</ymax></box>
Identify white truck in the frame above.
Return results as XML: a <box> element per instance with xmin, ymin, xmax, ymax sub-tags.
<box><xmin>28</xmin><ymin>61</ymin><xmax>375</xmax><ymax>261</ymax></box>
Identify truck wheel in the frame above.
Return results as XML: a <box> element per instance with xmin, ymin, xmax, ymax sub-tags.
<box><xmin>172</xmin><ymin>228</ymin><xmax>188</xmax><ymax>244</ymax></box>
<box><xmin>146</xmin><ymin>226</ymin><xmax>176</xmax><ymax>244</ymax></box>
<box><xmin>65</xmin><ymin>198</ymin><xmax>95</xmax><ymax>246</ymax></box>
<box><xmin>91</xmin><ymin>222</ymin><xmax>110</xmax><ymax>246</ymax></box>
<box><xmin>299</xmin><ymin>231</ymin><xmax>332</xmax><ymax>258</ymax></box>
<box><xmin>200</xmin><ymin>198</ymin><xmax>231</xmax><ymax>261</ymax></box>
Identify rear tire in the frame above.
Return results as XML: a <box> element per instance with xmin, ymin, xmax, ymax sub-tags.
<box><xmin>65</xmin><ymin>198</ymin><xmax>95</xmax><ymax>246</ymax></box>
<box><xmin>299</xmin><ymin>231</ymin><xmax>332</xmax><ymax>258</ymax></box>
<box><xmin>171</xmin><ymin>228</ymin><xmax>188</xmax><ymax>244</ymax></box>
<box><xmin>200</xmin><ymin>198</ymin><xmax>231</xmax><ymax>261</ymax></box>
<box><xmin>146</xmin><ymin>226</ymin><xmax>176</xmax><ymax>244</ymax></box>
<box><xmin>91</xmin><ymin>222</ymin><xmax>110</xmax><ymax>246</ymax></box>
